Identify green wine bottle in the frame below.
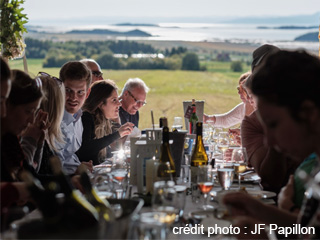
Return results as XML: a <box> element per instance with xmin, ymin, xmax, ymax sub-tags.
<box><xmin>49</xmin><ymin>156</ymin><xmax>99</xmax><ymax>229</ymax></box>
<box><xmin>157</xmin><ymin>126</ymin><xmax>176</xmax><ymax>181</ymax></box>
<box><xmin>79</xmin><ymin>167</ymin><xmax>115</xmax><ymax>222</ymax></box>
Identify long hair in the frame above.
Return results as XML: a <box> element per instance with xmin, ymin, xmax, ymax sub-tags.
<box><xmin>39</xmin><ymin>75</ymin><xmax>65</xmax><ymax>151</ymax></box>
<box><xmin>82</xmin><ymin>80</ymin><xmax>118</xmax><ymax>159</ymax></box>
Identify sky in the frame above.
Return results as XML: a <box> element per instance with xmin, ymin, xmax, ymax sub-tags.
<box><xmin>23</xmin><ymin>0</ymin><xmax>320</xmax><ymax>24</ymax></box>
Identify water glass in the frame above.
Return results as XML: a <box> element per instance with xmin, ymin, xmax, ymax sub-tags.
<box><xmin>152</xmin><ymin>181</ymin><xmax>179</xmax><ymax>226</ymax></box>
<box><xmin>174</xmin><ymin>185</ymin><xmax>187</xmax><ymax>220</ymax></box>
<box><xmin>172</xmin><ymin>116</ymin><xmax>183</xmax><ymax>131</ymax></box>
<box><xmin>136</xmin><ymin>212</ymin><xmax>167</xmax><ymax>240</ymax></box>
<box><xmin>217</xmin><ymin>168</ymin><xmax>234</xmax><ymax>190</ymax></box>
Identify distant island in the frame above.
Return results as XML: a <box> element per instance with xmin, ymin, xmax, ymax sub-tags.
<box><xmin>66</xmin><ymin>29</ymin><xmax>152</xmax><ymax>37</ymax></box>
<box><xmin>257</xmin><ymin>25</ymin><xmax>318</xmax><ymax>30</ymax></box>
<box><xmin>114</xmin><ymin>23</ymin><xmax>159</xmax><ymax>27</ymax></box>
<box><xmin>294</xmin><ymin>32</ymin><xmax>318</xmax><ymax>42</ymax></box>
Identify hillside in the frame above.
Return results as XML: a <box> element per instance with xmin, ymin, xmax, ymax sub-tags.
<box><xmin>294</xmin><ymin>32</ymin><xmax>318</xmax><ymax>42</ymax></box>
<box><xmin>66</xmin><ymin>29</ymin><xmax>152</xmax><ymax>37</ymax></box>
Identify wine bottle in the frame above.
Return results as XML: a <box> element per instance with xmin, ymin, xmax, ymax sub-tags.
<box><xmin>79</xmin><ymin>167</ymin><xmax>115</xmax><ymax>222</ymax></box>
<box><xmin>157</xmin><ymin>126</ymin><xmax>176</xmax><ymax>180</ymax></box>
<box><xmin>20</xmin><ymin>171</ymin><xmax>60</xmax><ymax>225</ymax></box>
<box><xmin>190</xmin><ymin>122</ymin><xmax>208</xmax><ymax>184</ymax></box>
<box><xmin>189</xmin><ymin>99</ymin><xmax>198</xmax><ymax>134</ymax></box>
<box><xmin>49</xmin><ymin>156</ymin><xmax>99</xmax><ymax>229</ymax></box>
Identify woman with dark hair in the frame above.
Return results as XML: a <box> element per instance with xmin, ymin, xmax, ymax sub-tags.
<box><xmin>77</xmin><ymin>80</ymin><xmax>134</xmax><ymax>165</ymax></box>
<box><xmin>223</xmin><ymin>50</ymin><xmax>320</xmax><ymax>239</ymax></box>
<box><xmin>1</xmin><ymin>70</ymin><xmax>48</xmax><ymax>181</ymax></box>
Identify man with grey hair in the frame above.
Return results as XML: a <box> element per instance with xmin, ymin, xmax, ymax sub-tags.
<box><xmin>80</xmin><ymin>59</ymin><xmax>103</xmax><ymax>83</ymax></box>
<box><xmin>119</xmin><ymin>78</ymin><xmax>149</xmax><ymax>127</ymax></box>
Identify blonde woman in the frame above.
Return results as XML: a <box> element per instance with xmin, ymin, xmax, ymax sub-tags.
<box><xmin>36</xmin><ymin>72</ymin><xmax>66</xmax><ymax>174</ymax></box>
<box><xmin>203</xmin><ymin>71</ymin><xmax>254</xmax><ymax>128</ymax></box>
<box><xmin>77</xmin><ymin>80</ymin><xmax>134</xmax><ymax>165</ymax></box>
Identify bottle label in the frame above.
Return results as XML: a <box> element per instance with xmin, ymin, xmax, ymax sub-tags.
<box><xmin>184</xmin><ymin>105</ymin><xmax>193</xmax><ymax>119</ymax></box>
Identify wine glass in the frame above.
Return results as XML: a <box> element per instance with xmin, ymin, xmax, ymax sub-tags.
<box><xmin>197</xmin><ymin>165</ymin><xmax>214</xmax><ymax>210</ymax></box>
<box><xmin>217</xmin><ymin>132</ymin><xmax>230</xmax><ymax>166</ymax></box>
<box><xmin>112</xmin><ymin>151</ymin><xmax>129</xmax><ymax>198</ymax></box>
<box><xmin>231</xmin><ymin>147</ymin><xmax>248</xmax><ymax>189</ymax></box>
<box><xmin>152</xmin><ymin>181</ymin><xmax>179</xmax><ymax>226</ymax></box>
<box><xmin>212</xmin><ymin>127</ymin><xmax>223</xmax><ymax>155</ymax></box>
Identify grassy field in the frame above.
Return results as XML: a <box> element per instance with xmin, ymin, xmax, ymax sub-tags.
<box><xmin>9</xmin><ymin>58</ymin><xmax>250</xmax><ymax>129</ymax></box>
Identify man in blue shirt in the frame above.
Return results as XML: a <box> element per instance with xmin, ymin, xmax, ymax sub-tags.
<box><xmin>118</xmin><ymin>78</ymin><xmax>149</xmax><ymax>128</ymax></box>
<box><xmin>56</xmin><ymin>61</ymin><xmax>92</xmax><ymax>174</ymax></box>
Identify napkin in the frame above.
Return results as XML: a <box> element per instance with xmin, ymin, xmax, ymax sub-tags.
<box><xmin>126</xmin><ymin>127</ymin><xmax>141</xmax><ymax>141</ymax></box>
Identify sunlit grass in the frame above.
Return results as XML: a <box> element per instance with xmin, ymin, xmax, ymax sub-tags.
<box><xmin>9</xmin><ymin>58</ymin><xmax>244</xmax><ymax>129</ymax></box>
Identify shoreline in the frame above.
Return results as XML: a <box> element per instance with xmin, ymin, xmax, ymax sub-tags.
<box><xmin>25</xmin><ymin>32</ymin><xmax>318</xmax><ymax>55</ymax></box>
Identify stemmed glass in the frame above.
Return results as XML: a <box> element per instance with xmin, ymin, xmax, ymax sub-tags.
<box><xmin>197</xmin><ymin>165</ymin><xmax>214</xmax><ymax>210</ymax></box>
<box><xmin>232</xmin><ymin>147</ymin><xmax>248</xmax><ymax>189</ymax></box>
<box><xmin>112</xmin><ymin>151</ymin><xmax>129</xmax><ymax>198</ymax></box>
<box><xmin>217</xmin><ymin>132</ymin><xmax>230</xmax><ymax>166</ymax></box>
<box><xmin>212</xmin><ymin>127</ymin><xmax>223</xmax><ymax>155</ymax></box>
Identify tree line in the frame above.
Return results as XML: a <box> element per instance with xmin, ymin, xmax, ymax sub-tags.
<box><xmin>24</xmin><ymin>38</ymin><xmax>205</xmax><ymax>70</ymax></box>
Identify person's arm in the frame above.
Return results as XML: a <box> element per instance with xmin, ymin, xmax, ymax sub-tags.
<box><xmin>212</xmin><ymin>102</ymin><xmax>245</xmax><ymax>128</ymax></box>
<box><xmin>241</xmin><ymin>112</ymin><xmax>291</xmax><ymax>193</ymax></box>
<box><xmin>20</xmin><ymin>136</ymin><xmax>38</xmax><ymax>167</ymax></box>
<box><xmin>21</xmin><ymin>136</ymin><xmax>44</xmax><ymax>172</ymax></box>
<box><xmin>76</xmin><ymin>113</ymin><xmax>121</xmax><ymax>163</ymax></box>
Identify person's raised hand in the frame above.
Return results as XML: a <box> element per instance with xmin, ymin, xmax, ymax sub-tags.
<box><xmin>21</xmin><ymin>110</ymin><xmax>49</xmax><ymax>144</ymax></box>
<box><xmin>118</xmin><ymin>122</ymin><xmax>135</xmax><ymax>138</ymax></box>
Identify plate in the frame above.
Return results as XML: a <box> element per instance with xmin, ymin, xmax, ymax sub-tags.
<box><xmin>246</xmin><ymin>190</ymin><xmax>276</xmax><ymax>199</ymax></box>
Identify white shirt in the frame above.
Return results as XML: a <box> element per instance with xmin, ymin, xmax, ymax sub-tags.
<box><xmin>214</xmin><ymin>102</ymin><xmax>245</xmax><ymax>128</ymax></box>
<box><xmin>55</xmin><ymin>109</ymin><xmax>83</xmax><ymax>174</ymax></box>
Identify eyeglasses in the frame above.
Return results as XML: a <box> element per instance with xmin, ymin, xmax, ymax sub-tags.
<box><xmin>38</xmin><ymin>72</ymin><xmax>63</xmax><ymax>87</ymax></box>
<box><xmin>92</xmin><ymin>71</ymin><xmax>103</xmax><ymax>78</ymax></box>
<box><xmin>127</xmin><ymin>90</ymin><xmax>147</xmax><ymax>106</ymax></box>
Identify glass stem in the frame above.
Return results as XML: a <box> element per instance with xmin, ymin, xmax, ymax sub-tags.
<box><xmin>238</xmin><ymin>175</ymin><xmax>241</xmax><ymax>189</ymax></box>
<box><xmin>222</xmin><ymin>150</ymin><xmax>225</xmax><ymax>166</ymax></box>
<box><xmin>204</xmin><ymin>193</ymin><xmax>208</xmax><ymax>206</ymax></box>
